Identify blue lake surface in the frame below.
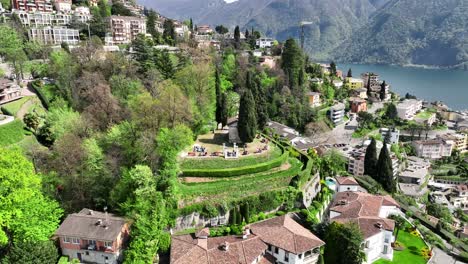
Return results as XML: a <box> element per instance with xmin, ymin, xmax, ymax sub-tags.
<box><xmin>338</xmin><ymin>64</ymin><xmax>468</xmax><ymax>111</ymax></box>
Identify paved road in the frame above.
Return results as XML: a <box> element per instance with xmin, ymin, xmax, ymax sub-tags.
<box><xmin>429</xmin><ymin>247</ymin><xmax>467</xmax><ymax>264</ymax></box>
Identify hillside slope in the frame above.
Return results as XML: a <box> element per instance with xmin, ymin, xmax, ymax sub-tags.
<box><xmin>335</xmin><ymin>0</ymin><xmax>468</xmax><ymax>67</ymax></box>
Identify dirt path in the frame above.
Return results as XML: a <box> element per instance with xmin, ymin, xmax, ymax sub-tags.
<box><xmin>16</xmin><ymin>98</ymin><xmax>35</xmax><ymax>119</ymax></box>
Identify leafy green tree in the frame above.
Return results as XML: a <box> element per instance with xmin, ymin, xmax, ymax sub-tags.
<box><xmin>163</xmin><ymin>19</ymin><xmax>176</xmax><ymax>46</ymax></box>
<box><xmin>156</xmin><ymin>124</ymin><xmax>194</xmax><ymax>169</ymax></box>
<box><xmin>385</xmin><ymin>103</ymin><xmax>398</xmax><ymax>120</ymax></box>
<box><xmin>357</xmin><ymin>111</ymin><xmax>373</xmax><ymax>129</ymax></box>
<box><xmin>215</xmin><ymin>25</ymin><xmax>229</xmax><ymax>34</ymax></box>
<box><xmin>234</xmin><ymin>25</ymin><xmax>240</xmax><ymax>43</ymax></box>
<box><xmin>0</xmin><ymin>148</ymin><xmax>63</xmax><ymax>246</ymax></box>
<box><xmin>146</xmin><ymin>10</ymin><xmax>161</xmax><ymax>41</ymax></box>
<box><xmin>97</xmin><ymin>0</ymin><xmax>111</xmax><ymax>17</ymax></box>
<box><xmin>426</xmin><ymin>203</ymin><xmax>452</xmax><ymax>223</ymax></box>
<box><xmin>238</xmin><ymin>89</ymin><xmax>257</xmax><ymax>143</ymax></box>
<box><xmin>153</xmin><ymin>49</ymin><xmax>176</xmax><ymax>79</ymax></box>
<box><xmin>376</xmin><ymin>144</ymin><xmax>396</xmax><ymax>193</ymax></box>
<box><xmin>23</xmin><ymin>113</ymin><xmax>40</xmax><ymax>132</ymax></box>
<box><xmin>1</xmin><ymin>240</ymin><xmax>59</xmax><ymax>264</ymax></box>
<box><xmin>36</xmin><ymin>121</ymin><xmax>55</xmax><ymax>147</ymax></box>
<box><xmin>324</xmin><ymin>222</ymin><xmax>365</xmax><ymax>264</ymax></box>
<box><xmin>388</xmin><ymin>214</ymin><xmax>405</xmax><ymax>241</ymax></box>
<box><xmin>111</xmin><ymin>2</ymin><xmax>132</xmax><ymax>16</ymax></box>
<box><xmin>109</xmin><ymin>75</ymin><xmax>144</xmax><ymax>103</ymax></box>
<box><xmin>364</xmin><ymin>138</ymin><xmax>378</xmax><ymax>177</ymax></box>
<box><xmin>281</xmin><ymin>38</ymin><xmax>304</xmax><ymax>87</ymax></box>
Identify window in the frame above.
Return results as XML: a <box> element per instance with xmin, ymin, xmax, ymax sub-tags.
<box><xmin>88</xmin><ymin>240</ymin><xmax>96</xmax><ymax>245</ymax></box>
<box><xmin>104</xmin><ymin>241</ymin><xmax>113</xmax><ymax>248</ymax></box>
<box><xmin>298</xmin><ymin>253</ymin><xmax>302</xmax><ymax>259</ymax></box>
<box><xmin>85</xmin><ymin>251</ymin><xmax>89</xmax><ymax>256</ymax></box>
<box><xmin>63</xmin><ymin>237</ymin><xmax>71</xmax><ymax>243</ymax></box>
<box><xmin>365</xmin><ymin>241</ymin><xmax>370</xmax><ymax>248</ymax></box>
<box><xmin>384</xmin><ymin>236</ymin><xmax>390</xmax><ymax>243</ymax></box>
<box><xmin>267</xmin><ymin>245</ymin><xmax>272</xmax><ymax>252</ymax></box>
<box><xmin>284</xmin><ymin>252</ymin><xmax>289</xmax><ymax>262</ymax></box>
<box><xmin>72</xmin><ymin>238</ymin><xmax>80</xmax><ymax>244</ymax></box>
<box><xmin>304</xmin><ymin>250</ymin><xmax>311</xmax><ymax>257</ymax></box>
<box><xmin>383</xmin><ymin>245</ymin><xmax>388</xmax><ymax>254</ymax></box>
<box><xmin>274</xmin><ymin>247</ymin><xmax>278</xmax><ymax>254</ymax></box>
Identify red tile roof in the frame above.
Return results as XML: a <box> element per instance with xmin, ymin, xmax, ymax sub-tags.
<box><xmin>336</xmin><ymin>177</ymin><xmax>359</xmax><ymax>186</ymax></box>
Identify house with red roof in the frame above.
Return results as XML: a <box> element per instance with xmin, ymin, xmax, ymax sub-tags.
<box><xmin>329</xmin><ymin>192</ymin><xmax>400</xmax><ymax>263</ymax></box>
<box><xmin>335</xmin><ymin>176</ymin><xmax>360</xmax><ymax>192</ymax></box>
<box><xmin>170</xmin><ymin>214</ymin><xmax>325</xmax><ymax>264</ymax></box>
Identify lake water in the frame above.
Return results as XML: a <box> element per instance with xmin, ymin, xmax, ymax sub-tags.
<box><xmin>338</xmin><ymin>64</ymin><xmax>468</xmax><ymax>111</ymax></box>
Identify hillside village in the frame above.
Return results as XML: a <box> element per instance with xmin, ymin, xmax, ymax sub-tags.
<box><xmin>0</xmin><ymin>1</ymin><xmax>467</xmax><ymax>264</ymax></box>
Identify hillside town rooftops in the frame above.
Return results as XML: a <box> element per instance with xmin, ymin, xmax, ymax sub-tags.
<box><xmin>335</xmin><ymin>177</ymin><xmax>359</xmax><ymax>186</ymax></box>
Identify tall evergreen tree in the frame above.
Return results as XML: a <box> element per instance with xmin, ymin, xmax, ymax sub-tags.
<box><xmin>245</xmin><ymin>29</ymin><xmax>250</xmax><ymax>39</ymax></box>
<box><xmin>376</xmin><ymin>143</ymin><xmax>396</xmax><ymax>193</ymax></box>
<box><xmin>281</xmin><ymin>38</ymin><xmax>303</xmax><ymax>87</ymax></box>
<box><xmin>146</xmin><ymin>10</ymin><xmax>160</xmax><ymax>41</ymax></box>
<box><xmin>234</xmin><ymin>25</ymin><xmax>240</xmax><ymax>43</ymax></box>
<box><xmin>163</xmin><ymin>19</ymin><xmax>176</xmax><ymax>46</ymax></box>
<box><xmin>366</xmin><ymin>75</ymin><xmax>372</xmax><ymax>97</ymax></box>
<box><xmin>220</xmin><ymin>92</ymin><xmax>229</xmax><ymax>127</ymax></box>
<box><xmin>238</xmin><ymin>89</ymin><xmax>257</xmax><ymax>143</ymax></box>
<box><xmin>364</xmin><ymin>138</ymin><xmax>378</xmax><ymax>178</ymax></box>
<box><xmin>252</xmin><ymin>75</ymin><xmax>268</xmax><ymax>130</ymax></box>
<box><xmin>189</xmin><ymin>18</ymin><xmax>193</xmax><ymax>31</ymax></box>
<box><xmin>347</xmin><ymin>68</ymin><xmax>352</xmax><ymax>77</ymax></box>
<box><xmin>330</xmin><ymin>61</ymin><xmax>337</xmax><ymax>76</ymax></box>
<box><xmin>215</xmin><ymin>68</ymin><xmax>223</xmax><ymax>127</ymax></box>
<box><xmin>380</xmin><ymin>80</ymin><xmax>387</xmax><ymax>101</ymax></box>
<box><xmin>385</xmin><ymin>103</ymin><xmax>398</xmax><ymax>120</ymax></box>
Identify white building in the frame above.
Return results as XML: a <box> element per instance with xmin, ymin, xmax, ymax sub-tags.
<box><xmin>396</xmin><ymin>99</ymin><xmax>422</xmax><ymax>120</ymax></box>
<box><xmin>170</xmin><ymin>214</ymin><xmax>325</xmax><ymax>264</ymax></box>
<box><xmin>256</xmin><ymin>37</ymin><xmax>274</xmax><ymax>48</ymax></box>
<box><xmin>14</xmin><ymin>10</ymin><xmax>72</xmax><ymax>27</ymax></box>
<box><xmin>438</xmin><ymin>133</ymin><xmax>467</xmax><ymax>153</ymax></box>
<box><xmin>398</xmin><ymin>156</ymin><xmax>430</xmax><ymax>184</ymax></box>
<box><xmin>108</xmin><ymin>15</ymin><xmax>146</xmax><ymax>44</ymax></box>
<box><xmin>335</xmin><ymin>177</ymin><xmax>360</xmax><ymax>192</ymax></box>
<box><xmin>28</xmin><ymin>26</ymin><xmax>80</xmax><ymax>45</ymax></box>
<box><xmin>329</xmin><ymin>192</ymin><xmax>400</xmax><ymax>264</ymax></box>
<box><xmin>380</xmin><ymin>128</ymin><xmax>400</xmax><ymax>144</ymax></box>
<box><xmin>53</xmin><ymin>0</ymin><xmax>71</xmax><ymax>13</ymax></box>
<box><xmin>329</xmin><ymin>103</ymin><xmax>345</xmax><ymax>125</ymax></box>
<box><xmin>73</xmin><ymin>6</ymin><xmax>91</xmax><ymax>23</ymax></box>
<box><xmin>449</xmin><ymin>185</ymin><xmax>468</xmax><ymax>210</ymax></box>
<box><xmin>412</xmin><ymin>139</ymin><xmax>454</xmax><ymax>159</ymax></box>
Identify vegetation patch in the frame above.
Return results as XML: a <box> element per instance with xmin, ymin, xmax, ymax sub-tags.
<box><xmin>0</xmin><ymin>97</ymin><xmax>31</xmax><ymax>116</ymax></box>
<box><xmin>0</xmin><ymin>120</ymin><xmax>25</xmax><ymax>146</ymax></box>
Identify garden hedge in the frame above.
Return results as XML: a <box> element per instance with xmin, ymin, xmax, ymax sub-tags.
<box><xmin>30</xmin><ymin>81</ymin><xmax>49</xmax><ymax>110</ymax></box>
<box><xmin>181</xmin><ymin>151</ymin><xmax>289</xmax><ymax>177</ymax></box>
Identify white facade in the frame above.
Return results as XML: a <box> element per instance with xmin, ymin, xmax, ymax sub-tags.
<box><xmin>256</xmin><ymin>38</ymin><xmax>274</xmax><ymax>48</ymax></box>
<box><xmin>337</xmin><ymin>184</ymin><xmax>359</xmax><ymax>192</ymax></box>
<box><xmin>380</xmin><ymin>128</ymin><xmax>400</xmax><ymax>144</ymax></box>
<box><xmin>61</xmin><ymin>248</ymin><xmax>121</xmax><ymax>264</ymax></box>
<box><xmin>363</xmin><ymin>230</ymin><xmax>394</xmax><ymax>264</ymax></box>
<box><xmin>266</xmin><ymin>244</ymin><xmax>320</xmax><ymax>264</ymax></box>
<box><xmin>396</xmin><ymin>99</ymin><xmax>422</xmax><ymax>120</ymax></box>
<box><xmin>412</xmin><ymin>139</ymin><xmax>454</xmax><ymax>159</ymax></box>
<box><xmin>54</xmin><ymin>0</ymin><xmax>71</xmax><ymax>12</ymax></box>
<box><xmin>329</xmin><ymin>103</ymin><xmax>345</xmax><ymax>125</ymax></box>
<box><xmin>108</xmin><ymin>16</ymin><xmax>146</xmax><ymax>44</ymax></box>
<box><xmin>28</xmin><ymin>26</ymin><xmax>79</xmax><ymax>45</ymax></box>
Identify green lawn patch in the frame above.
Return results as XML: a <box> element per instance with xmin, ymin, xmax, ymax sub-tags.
<box><xmin>180</xmin><ymin>147</ymin><xmax>282</xmax><ymax>170</ymax></box>
<box><xmin>0</xmin><ymin>120</ymin><xmax>25</xmax><ymax>146</ymax></box>
<box><xmin>0</xmin><ymin>97</ymin><xmax>31</xmax><ymax>116</ymax></box>
<box><xmin>415</xmin><ymin>111</ymin><xmax>434</xmax><ymax>120</ymax></box>
<box><xmin>374</xmin><ymin>226</ymin><xmax>429</xmax><ymax>264</ymax></box>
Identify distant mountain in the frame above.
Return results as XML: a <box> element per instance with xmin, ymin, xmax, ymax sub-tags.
<box><xmin>335</xmin><ymin>0</ymin><xmax>468</xmax><ymax>67</ymax></box>
<box><xmin>139</xmin><ymin>0</ymin><xmax>467</xmax><ymax>68</ymax></box>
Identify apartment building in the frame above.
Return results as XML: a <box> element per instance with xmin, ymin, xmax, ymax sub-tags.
<box><xmin>330</xmin><ymin>192</ymin><xmax>400</xmax><ymax>264</ymax></box>
<box><xmin>28</xmin><ymin>26</ymin><xmax>79</xmax><ymax>45</ymax></box>
<box><xmin>14</xmin><ymin>10</ymin><xmax>75</xmax><ymax>26</ymax></box>
<box><xmin>412</xmin><ymin>139</ymin><xmax>454</xmax><ymax>159</ymax></box>
<box><xmin>361</xmin><ymin>72</ymin><xmax>380</xmax><ymax>88</ymax></box>
<box><xmin>307</xmin><ymin>91</ymin><xmax>321</xmax><ymax>108</ymax></box>
<box><xmin>347</xmin><ymin>143</ymin><xmax>399</xmax><ymax>177</ymax></box>
<box><xmin>55</xmin><ymin>209</ymin><xmax>130</xmax><ymax>264</ymax></box>
<box><xmin>53</xmin><ymin>0</ymin><xmax>71</xmax><ymax>13</ymax></box>
<box><xmin>449</xmin><ymin>185</ymin><xmax>468</xmax><ymax>210</ymax></box>
<box><xmin>438</xmin><ymin>133</ymin><xmax>467</xmax><ymax>153</ymax></box>
<box><xmin>346</xmin><ymin>77</ymin><xmax>364</xmax><ymax>89</ymax></box>
<box><xmin>256</xmin><ymin>38</ymin><xmax>274</xmax><ymax>48</ymax></box>
<box><xmin>379</xmin><ymin>128</ymin><xmax>400</xmax><ymax>144</ymax></box>
<box><xmin>398</xmin><ymin>156</ymin><xmax>430</xmax><ymax>184</ymax></box>
<box><xmin>108</xmin><ymin>15</ymin><xmax>146</xmax><ymax>44</ymax></box>
<box><xmin>197</xmin><ymin>25</ymin><xmax>213</xmax><ymax>35</ymax></box>
<box><xmin>350</xmin><ymin>97</ymin><xmax>367</xmax><ymax>113</ymax></box>
<box><xmin>396</xmin><ymin>99</ymin><xmax>422</xmax><ymax>120</ymax></box>
<box><xmin>329</xmin><ymin>103</ymin><xmax>345</xmax><ymax>125</ymax></box>
<box><xmin>170</xmin><ymin>214</ymin><xmax>325</xmax><ymax>264</ymax></box>
<box><xmin>13</xmin><ymin>0</ymin><xmax>53</xmax><ymax>12</ymax></box>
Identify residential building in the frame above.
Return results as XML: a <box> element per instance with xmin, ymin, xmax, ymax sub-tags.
<box><xmin>53</xmin><ymin>0</ymin><xmax>71</xmax><ymax>13</ymax></box>
<box><xmin>329</xmin><ymin>103</ymin><xmax>345</xmax><ymax>125</ymax></box>
<box><xmin>398</xmin><ymin>156</ymin><xmax>430</xmax><ymax>184</ymax></box>
<box><xmin>256</xmin><ymin>37</ymin><xmax>274</xmax><ymax>48</ymax></box>
<box><xmin>415</xmin><ymin>112</ymin><xmax>437</xmax><ymax>126</ymax></box>
<box><xmin>307</xmin><ymin>91</ymin><xmax>321</xmax><ymax>108</ymax></box>
<box><xmin>347</xmin><ymin>149</ymin><xmax>366</xmax><ymax>176</ymax></box>
<box><xmin>266</xmin><ymin>121</ymin><xmax>300</xmax><ymax>142</ymax></box>
<box><xmin>197</xmin><ymin>25</ymin><xmax>213</xmax><ymax>35</ymax></box>
<box><xmin>350</xmin><ymin>97</ymin><xmax>367</xmax><ymax>113</ymax></box>
<box><xmin>361</xmin><ymin>72</ymin><xmax>380</xmax><ymax>88</ymax></box>
<box><xmin>346</xmin><ymin>77</ymin><xmax>364</xmax><ymax>89</ymax></box>
<box><xmin>332</xmin><ymin>80</ymin><xmax>343</xmax><ymax>89</ymax></box>
<box><xmin>55</xmin><ymin>209</ymin><xmax>130</xmax><ymax>264</ymax></box>
<box><xmin>259</xmin><ymin>56</ymin><xmax>276</xmax><ymax>69</ymax></box>
<box><xmin>108</xmin><ymin>15</ymin><xmax>146</xmax><ymax>44</ymax></box>
<box><xmin>73</xmin><ymin>6</ymin><xmax>91</xmax><ymax>23</ymax></box>
<box><xmin>13</xmin><ymin>0</ymin><xmax>53</xmax><ymax>12</ymax></box>
<box><xmin>329</xmin><ymin>192</ymin><xmax>400</xmax><ymax>264</ymax></box>
<box><xmin>309</xmin><ymin>78</ymin><xmax>323</xmax><ymax>85</ymax></box>
<box><xmin>396</xmin><ymin>99</ymin><xmax>422</xmax><ymax>120</ymax></box>
<box><xmin>379</xmin><ymin>128</ymin><xmax>400</xmax><ymax>144</ymax></box>
<box><xmin>412</xmin><ymin>139</ymin><xmax>454</xmax><ymax>159</ymax></box>
<box><xmin>14</xmin><ymin>10</ymin><xmax>71</xmax><ymax>27</ymax></box>
<box><xmin>438</xmin><ymin>133</ymin><xmax>467</xmax><ymax>153</ymax></box>
<box><xmin>448</xmin><ymin>185</ymin><xmax>468</xmax><ymax>209</ymax></box>
<box><xmin>352</xmin><ymin>88</ymin><xmax>368</xmax><ymax>99</ymax></box>
<box><xmin>28</xmin><ymin>26</ymin><xmax>79</xmax><ymax>45</ymax></box>
<box><xmin>253</xmin><ymin>50</ymin><xmax>262</xmax><ymax>57</ymax></box>
<box><xmin>335</xmin><ymin>177</ymin><xmax>359</xmax><ymax>192</ymax></box>
<box><xmin>170</xmin><ymin>214</ymin><xmax>325</xmax><ymax>264</ymax></box>
<box><xmin>0</xmin><ymin>79</ymin><xmax>22</xmax><ymax>104</ymax></box>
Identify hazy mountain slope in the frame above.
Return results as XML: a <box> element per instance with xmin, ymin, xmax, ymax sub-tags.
<box><xmin>138</xmin><ymin>0</ymin><xmax>386</xmax><ymax>60</ymax></box>
<box><xmin>335</xmin><ymin>0</ymin><xmax>468</xmax><ymax>67</ymax></box>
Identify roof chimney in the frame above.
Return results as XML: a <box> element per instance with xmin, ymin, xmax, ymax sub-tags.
<box><xmin>220</xmin><ymin>242</ymin><xmax>229</xmax><ymax>251</ymax></box>
<box><xmin>242</xmin><ymin>228</ymin><xmax>251</xmax><ymax>239</ymax></box>
<box><xmin>96</xmin><ymin>219</ymin><xmax>103</xmax><ymax>226</ymax></box>
<box><xmin>375</xmin><ymin>223</ymin><xmax>383</xmax><ymax>229</ymax></box>
<box><xmin>88</xmin><ymin>210</ymin><xmax>94</xmax><ymax>215</ymax></box>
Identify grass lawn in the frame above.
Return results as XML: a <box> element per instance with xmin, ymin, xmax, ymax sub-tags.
<box><xmin>0</xmin><ymin>97</ymin><xmax>32</xmax><ymax>116</ymax></box>
<box><xmin>0</xmin><ymin>120</ymin><xmax>25</xmax><ymax>146</ymax></box>
<box><xmin>415</xmin><ymin>111</ymin><xmax>434</xmax><ymax>120</ymax></box>
<box><xmin>374</xmin><ymin>227</ymin><xmax>429</xmax><ymax>264</ymax></box>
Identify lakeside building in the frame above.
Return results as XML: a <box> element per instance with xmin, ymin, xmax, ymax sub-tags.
<box><xmin>307</xmin><ymin>91</ymin><xmax>321</xmax><ymax>108</ymax></box>
<box><xmin>412</xmin><ymin>138</ymin><xmax>454</xmax><ymax>159</ymax></box>
<box><xmin>329</xmin><ymin>103</ymin><xmax>345</xmax><ymax>125</ymax></box>
<box><xmin>350</xmin><ymin>97</ymin><xmax>367</xmax><ymax>113</ymax></box>
<box><xmin>379</xmin><ymin>128</ymin><xmax>400</xmax><ymax>144</ymax></box>
<box><xmin>329</xmin><ymin>192</ymin><xmax>400</xmax><ymax>264</ymax></box>
<box><xmin>361</xmin><ymin>72</ymin><xmax>380</xmax><ymax>88</ymax></box>
<box><xmin>170</xmin><ymin>214</ymin><xmax>325</xmax><ymax>264</ymax></box>
<box><xmin>55</xmin><ymin>209</ymin><xmax>130</xmax><ymax>264</ymax></box>
<box><xmin>256</xmin><ymin>37</ymin><xmax>274</xmax><ymax>48</ymax></box>
<box><xmin>346</xmin><ymin>77</ymin><xmax>364</xmax><ymax>89</ymax></box>
<box><xmin>28</xmin><ymin>26</ymin><xmax>79</xmax><ymax>45</ymax></box>
<box><xmin>108</xmin><ymin>15</ymin><xmax>146</xmax><ymax>44</ymax></box>
<box><xmin>13</xmin><ymin>0</ymin><xmax>53</xmax><ymax>12</ymax></box>
<box><xmin>396</xmin><ymin>99</ymin><xmax>423</xmax><ymax>120</ymax></box>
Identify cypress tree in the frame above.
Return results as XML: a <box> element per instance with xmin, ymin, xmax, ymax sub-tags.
<box><xmin>347</xmin><ymin>68</ymin><xmax>352</xmax><ymax>78</ymax></box>
<box><xmin>234</xmin><ymin>25</ymin><xmax>240</xmax><ymax>43</ymax></box>
<box><xmin>220</xmin><ymin>92</ymin><xmax>228</xmax><ymax>127</ymax></box>
<box><xmin>380</xmin><ymin>81</ymin><xmax>387</xmax><ymax>101</ymax></box>
<box><xmin>163</xmin><ymin>19</ymin><xmax>176</xmax><ymax>46</ymax></box>
<box><xmin>364</xmin><ymin>138</ymin><xmax>378</xmax><ymax>178</ymax></box>
<box><xmin>281</xmin><ymin>38</ymin><xmax>303</xmax><ymax>87</ymax></box>
<box><xmin>229</xmin><ymin>208</ymin><xmax>237</xmax><ymax>225</ymax></box>
<box><xmin>245</xmin><ymin>29</ymin><xmax>250</xmax><ymax>39</ymax></box>
<box><xmin>238</xmin><ymin>89</ymin><xmax>257</xmax><ymax>143</ymax></box>
<box><xmin>366</xmin><ymin>75</ymin><xmax>372</xmax><ymax>97</ymax></box>
<box><xmin>236</xmin><ymin>207</ymin><xmax>242</xmax><ymax>225</ymax></box>
<box><xmin>385</xmin><ymin>103</ymin><xmax>398</xmax><ymax>120</ymax></box>
<box><xmin>189</xmin><ymin>18</ymin><xmax>193</xmax><ymax>31</ymax></box>
<box><xmin>215</xmin><ymin>68</ymin><xmax>223</xmax><ymax>127</ymax></box>
<box><xmin>330</xmin><ymin>61</ymin><xmax>337</xmax><ymax>76</ymax></box>
<box><xmin>376</xmin><ymin>143</ymin><xmax>396</xmax><ymax>193</ymax></box>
